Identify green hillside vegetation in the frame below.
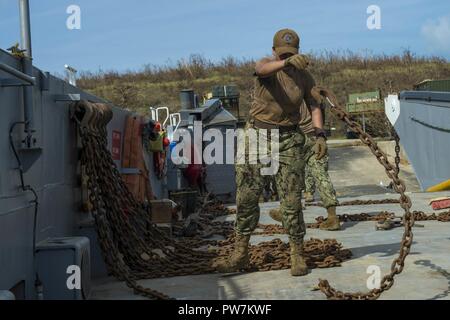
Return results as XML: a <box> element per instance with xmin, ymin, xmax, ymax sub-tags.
<box><xmin>78</xmin><ymin>50</ymin><xmax>450</xmax><ymax>137</ymax></box>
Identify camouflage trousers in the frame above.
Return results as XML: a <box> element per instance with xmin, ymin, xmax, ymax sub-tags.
<box><xmin>304</xmin><ymin>135</ymin><xmax>339</xmax><ymax>208</ymax></box>
<box><xmin>235</xmin><ymin>125</ymin><xmax>306</xmax><ymax>241</ymax></box>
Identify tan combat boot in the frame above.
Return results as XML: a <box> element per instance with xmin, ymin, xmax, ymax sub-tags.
<box><xmin>319</xmin><ymin>206</ymin><xmax>340</xmax><ymax>231</ymax></box>
<box><xmin>289</xmin><ymin>239</ymin><xmax>308</xmax><ymax>276</ymax></box>
<box><xmin>304</xmin><ymin>192</ymin><xmax>314</xmax><ymax>203</ymax></box>
<box><xmin>214</xmin><ymin>234</ymin><xmax>250</xmax><ymax>273</ymax></box>
<box><xmin>269</xmin><ymin>207</ymin><xmax>306</xmax><ymax>223</ymax></box>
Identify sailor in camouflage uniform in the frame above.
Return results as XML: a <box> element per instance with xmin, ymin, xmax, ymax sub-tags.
<box><xmin>214</xmin><ymin>29</ymin><xmax>327</xmax><ymax>276</ymax></box>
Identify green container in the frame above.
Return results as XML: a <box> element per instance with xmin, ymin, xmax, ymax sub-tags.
<box><xmin>346</xmin><ymin>91</ymin><xmax>383</xmax><ymax>114</ymax></box>
<box><xmin>147</xmin><ymin>131</ymin><xmax>165</xmax><ymax>152</ymax></box>
<box><xmin>346</xmin><ymin>102</ymin><xmax>384</xmax><ymax>113</ymax></box>
<box><xmin>414</xmin><ymin>79</ymin><xmax>450</xmax><ymax>92</ymax></box>
<box><xmin>348</xmin><ymin>91</ymin><xmax>380</xmax><ymax>104</ymax></box>
<box><xmin>212</xmin><ymin>85</ymin><xmax>240</xmax><ymax>98</ymax></box>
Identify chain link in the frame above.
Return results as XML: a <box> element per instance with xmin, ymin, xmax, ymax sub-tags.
<box><xmin>394</xmin><ymin>131</ymin><xmax>401</xmax><ymax>176</ymax></box>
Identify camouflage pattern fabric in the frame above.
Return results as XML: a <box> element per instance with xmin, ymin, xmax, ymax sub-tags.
<box><xmin>304</xmin><ymin>135</ymin><xmax>339</xmax><ymax>208</ymax></box>
<box><xmin>235</xmin><ymin>124</ymin><xmax>306</xmax><ymax>241</ymax></box>
<box><xmin>304</xmin><ymin>164</ymin><xmax>315</xmax><ymax>194</ymax></box>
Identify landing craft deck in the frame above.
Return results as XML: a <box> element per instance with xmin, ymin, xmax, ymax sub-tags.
<box><xmin>90</xmin><ymin>191</ymin><xmax>450</xmax><ymax>300</ymax></box>
<box><xmin>87</xmin><ymin>141</ymin><xmax>448</xmax><ymax>300</ymax></box>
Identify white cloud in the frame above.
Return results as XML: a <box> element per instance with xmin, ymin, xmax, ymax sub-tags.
<box><xmin>421</xmin><ymin>15</ymin><xmax>450</xmax><ymax>51</ymax></box>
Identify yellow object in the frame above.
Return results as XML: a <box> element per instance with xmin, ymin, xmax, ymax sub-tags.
<box><xmin>427</xmin><ymin>179</ymin><xmax>450</xmax><ymax>192</ymax></box>
<box><xmin>7</xmin><ymin>43</ymin><xmax>26</xmax><ymax>58</ymax></box>
<box><xmin>203</xmin><ymin>92</ymin><xmax>213</xmax><ymax>104</ymax></box>
<box><xmin>147</xmin><ymin>131</ymin><xmax>165</xmax><ymax>152</ymax></box>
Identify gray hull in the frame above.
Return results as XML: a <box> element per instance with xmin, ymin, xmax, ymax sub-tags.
<box><xmin>0</xmin><ymin>48</ymin><xmax>166</xmax><ymax>298</ymax></box>
<box><xmin>386</xmin><ymin>91</ymin><xmax>450</xmax><ymax>191</ymax></box>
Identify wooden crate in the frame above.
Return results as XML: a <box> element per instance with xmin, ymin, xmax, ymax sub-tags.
<box><xmin>150</xmin><ymin>200</ymin><xmax>173</xmax><ymax>223</ymax></box>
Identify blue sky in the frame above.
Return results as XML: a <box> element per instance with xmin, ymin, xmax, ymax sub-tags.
<box><xmin>0</xmin><ymin>0</ymin><xmax>449</xmax><ymax>74</ymax></box>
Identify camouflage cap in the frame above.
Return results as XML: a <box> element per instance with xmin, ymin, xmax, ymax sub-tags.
<box><xmin>273</xmin><ymin>28</ymin><xmax>300</xmax><ymax>56</ymax></box>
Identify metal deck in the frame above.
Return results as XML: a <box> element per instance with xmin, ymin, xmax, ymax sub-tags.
<box><xmin>90</xmin><ymin>191</ymin><xmax>450</xmax><ymax>300</ymax></box>
<box><xmin>90</xmin><ymin>144</ymin><xmax>449</xmax><ymax>300</ymax></box>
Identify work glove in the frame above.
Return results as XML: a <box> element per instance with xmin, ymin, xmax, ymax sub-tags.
<box><xmin>313</xmin><ymin>136</ymin><xmax>327</xmax><ymax>160</ymax></box>
<box><xmin>284</xmin><ymin>54</ymin><xmax>309</xmax><ymax>70</ymax></box>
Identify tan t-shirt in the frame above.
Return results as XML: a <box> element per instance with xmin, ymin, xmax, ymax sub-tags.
<box><xmin>299</xmin><ymin>102</ymin><xmax>314</xmax><ymax>134</ymax></box>
<box><xmin>299</xmin><ymin>102</ymin><xmax>326</xmax><ymax>134</ymax></box>
<box><xmin>249</xmin><ymin>57</ymin><xmax>318</xmax><ymax>127</ymax></box>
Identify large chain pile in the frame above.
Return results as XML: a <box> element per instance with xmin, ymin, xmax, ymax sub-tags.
<box><xmin>219</xmin><ymin>238</ymin><xmax>351</xmax><ymax>271</ymax></box>
<box><xmin>175</xmin><ymin>197</ymin><xmax>352</xmax><ymax>270</ymax></box>
<box><xmin>73</xmin><ymin>102</ymin><xmax>216</xmax><ymax>300</ymax></box>
<box><xmin>71</xmin><ymin>101</ymin><xmax>353</xmax><ymax>300</ymax></box>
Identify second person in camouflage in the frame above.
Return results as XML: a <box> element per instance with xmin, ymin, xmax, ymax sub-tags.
<box><xmin>270</xmin><ymin>101</ymin><xmax>340</xmax><ymax>230</ymax></box>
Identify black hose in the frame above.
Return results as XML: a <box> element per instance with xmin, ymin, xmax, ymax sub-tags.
<box><xmin>9</xmin><ymin>122</ymin><xmax>40</xmax><ymax>283</ymax></box>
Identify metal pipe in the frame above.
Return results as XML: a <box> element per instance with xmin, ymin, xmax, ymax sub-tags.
<box><xmin>19</xmin><ymin>0</ymin><xmax>32</xmax><ymax>58</ymax></box>
<box><xmin>0</xmin><ymin>62</ymin><xmax>36</xmax><ymax>85</ymax></box>
<box><xmin>180</xmin><ymin>89</ymin><xmax>195</xmax><ymax>109</ymax></box>
<box><xmin>18</xmin><ymin>0</ymin><xmax>35</xmax><ymax>147</ymax></box>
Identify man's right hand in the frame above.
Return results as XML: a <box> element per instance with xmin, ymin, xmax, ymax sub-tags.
<box><xmin>284</xmin><ymin>54</ymin><xmax>309</xmax><ymax>70</ymax></box>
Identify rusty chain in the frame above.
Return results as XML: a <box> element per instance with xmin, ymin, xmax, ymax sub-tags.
<box><xmin>314</xmin><ymin>88</ymin><xmax>414</xmax><ymax>300</ymax></box>
<box><xmin>306</xmin><ymin>198</ymin><xmax>400</xmax><ymax>207</ymax></box>
<box><xmin>394</xmin><ymin>131</ymin><xmax>401</xmax><ymax>176</ymax></box>
<box><xmin>177</xmin><ymin>197</ymin><xmax>353</xmax><ymax>270</ymax></box>
<box><xmin>74</xmin><ymin>102</ymin><xmax>218</xmax><ymax>300</ymax></box>
<box><xmin>309</xmin><ymin>210</ymin><xmax>450</xmax><ymax>229</ymax></box>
